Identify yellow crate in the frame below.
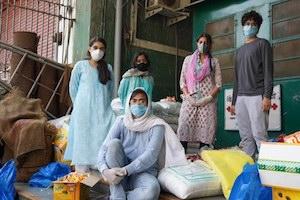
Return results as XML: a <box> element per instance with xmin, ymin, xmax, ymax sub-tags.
<box><xmin>273</xmin><ymin>187</ymin><xmax>300</xmax><ymax>200</ymax></box>
<box><xmin>53</xmin><ymin>181</ymin><xmax>89</xmax><ymax>200</ymax></box>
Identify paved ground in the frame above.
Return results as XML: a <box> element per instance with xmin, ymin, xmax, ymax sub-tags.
<box><xmin>16</xmin><ymin>183</ymin><xmax>226</xmax><ymax>200</ymax></box>
<box><xmin>16</xmin><ymin>145</ymin><xmax>226</xmax><ymax>200</ymax></box>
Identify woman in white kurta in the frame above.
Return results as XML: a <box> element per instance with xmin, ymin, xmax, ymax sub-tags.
<box><xmin>64</xmin><ymin>37</ymin><xmax>115</xmax><ymax>172</ymax></box>
<box><xmin>178</xmin><ymin>33</ymin><xmax>222</xmax><ymax>151</ymax></box>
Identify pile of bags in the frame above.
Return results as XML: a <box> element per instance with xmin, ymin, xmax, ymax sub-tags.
<box><xmin>48</xmin><ymin>115</ymin><xmax>71</xmax><ymax>165</ymax></box>
<box><xmin>152</xmin><ymin>97</ymin><xmax>181</xmax><ymax>132</ymax></box>
<box><xmin>158</xmin><ymin>160</ymin><xmax>222</xmax><ymax>199</ymax></box>
<box><xmin>158</xmin><ymin>149</ymin><xmax>256</xmax><ymax>199</ymax></box>
<box><xmin>0</xmin><ymin>90</ymin><xmax>55</xmax><ymax>182</ymax></box>
<box><xmin>111</xmin><ymin>97</ymin><xmax>181</xmax><ymax>132</ymax></box>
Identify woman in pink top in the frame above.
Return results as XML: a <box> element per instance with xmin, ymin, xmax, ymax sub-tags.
<box><xmin>178</xmin><ymin>33</ymin><xmax>222</xmax><ymax>152</ymax></box>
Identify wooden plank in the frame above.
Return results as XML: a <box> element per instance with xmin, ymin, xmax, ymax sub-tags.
<box><xmin>16</xmin><ymin>190</ymin><xmax>42</xmax><ymax>200</ymax></box>
<box><xmin>159</xmin><ymin>192</ymin><xmax>181</xmax><ymax>200</ymax></box>
<box><xmin>15</xmin><ymin>183</ymin><xmax>53</xmax><ymax>200</ymax></box>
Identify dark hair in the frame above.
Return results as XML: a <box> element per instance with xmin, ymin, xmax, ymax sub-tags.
<box><xmin>87</xmin><ymin>37</ymin><xmax>111</xmax><ymax>84</ymax></box>
<box><xmin>196</xmin><ymin>32</ymin><xmax>213</xmax><ymax>71</ymax></box>
<box><xmin>130</xmin><ymin>89</ymin><xmax>148</xmax><ymax>105</ymax></box>
<box><xmin>241</xmin><ymin>10</ymin><xmax>263</xmax><ymax>29</ymax></box>
<box><xmin>131</xmin><ymin>52</ymin><xmax>150</xmax><ymax>69</ymax></box>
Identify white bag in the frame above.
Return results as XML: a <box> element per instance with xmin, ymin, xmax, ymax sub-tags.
<box><xmin>48</xmin><ymin>115</ymin><xmax>70</xmax><ymax>129</ymax></box>
<box><xmin>158</xmin><ymin>161</ymin><xmax>222</xmax><ymax>199</ymax></box>
<box><xmin>111</xmin><ymin>98</ymin><xmax>124</xmax><ymax>116</ymax></box>
<box><xmin>152</xmin><ymin>101</ymin><xmax>181</xmax><ymax>116</ymax></box>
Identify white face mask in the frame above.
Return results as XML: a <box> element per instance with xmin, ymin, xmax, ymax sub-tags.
<box><xmin>90</xmin><ymin>49</ymin><xmax>104</xmax><ymax>62</ymax></box>
<box><xmin>197</xmin><ymin>42</ymin><xmax>209</xmax><ymax>54</ymax></box>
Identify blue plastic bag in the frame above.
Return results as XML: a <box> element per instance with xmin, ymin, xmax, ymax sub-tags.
<box><xmin>29</xmin><ymin>162</ymin><xmax>71</xmax><ymax>188</ymax></box>
<box><xmin>0</xmin><ymin>160</ymin><xmax>17</xmax><ymax>200</ymax></box>
<box><xmin>229</xmin><ymin>163</ymin><xmax>272</xmax><ymax>200</ymax></box>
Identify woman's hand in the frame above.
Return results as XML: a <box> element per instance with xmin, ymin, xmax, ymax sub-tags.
<box><xmin>182</xmin><ymin>87</ymin><xmax>189</xmax><ymax>96</ymax></box>
<box><xmin>209</xmin><ymin>86</ymin><xmax>220</xmax><ymax>98</ymax></box>
<box><xmin>183</xmin><ymin>95</ymin><xmax>213</xmax><ymax>107</ymax></box>
<box><xmin>102</xmin><ymin>168</ymin><xmax>126</xmax><ymax>185</ymax></box>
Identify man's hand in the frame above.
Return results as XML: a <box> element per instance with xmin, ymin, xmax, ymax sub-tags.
<box><xmin>230</xmin><ymin>105</ymin><xmax>235</xmax><ymax>115</ymax></box>
<box><xmin>262</xmin><ymin>97</ymin><xmax>271</xmax><ymax>112</ymax></box>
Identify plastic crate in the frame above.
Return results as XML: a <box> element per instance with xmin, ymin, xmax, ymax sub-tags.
<box><xmin>273</xmin><ymin>187</ymin><xmax>300</xmax><ymax>200</ymax></box>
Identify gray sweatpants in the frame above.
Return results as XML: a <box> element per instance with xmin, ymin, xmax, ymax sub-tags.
<box><xmin>106</xmin><ymin>139</ymin><xmax>160</xmax><ymax>200</ymax></box>
<box><xmin>236</xmin><ymin>95</ymin><xmax>269</xmax><ymax>157</ymax></box>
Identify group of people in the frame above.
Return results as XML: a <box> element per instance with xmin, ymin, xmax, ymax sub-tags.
<box><xmin>64</xmin><ymin>10</ymin><xmax>273</xmax><ymax>199</ymax></box>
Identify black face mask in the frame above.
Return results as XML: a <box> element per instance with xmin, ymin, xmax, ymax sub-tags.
<box><xmin>135</xmin><ymin>63</ymin><xmax>149</xmax><ymax>72</ymax></box>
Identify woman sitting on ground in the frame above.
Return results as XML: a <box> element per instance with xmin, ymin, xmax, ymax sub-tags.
<box><xmin>97</xmin><ymin>88</ymin><xmax>187</xmax><ymax>200</ymax></box>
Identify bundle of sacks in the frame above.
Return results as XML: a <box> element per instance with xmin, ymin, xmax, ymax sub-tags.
<box><xmin>0</xmin><ymin>90</ymin><xmax>55</xmax><ymax>182</ymax></box>
<box><xmin>111</xmin><ymin>96</ymin><xmax>181</xmax><ymax>132</ymax></box>
<box><xmin>158</xmin><ymin>160</ymin><xmax>222</xmax><ymax>199</ymax></box>
<box><xmin>152</xmin><ymin>96</ymin><xmax>181</xmax><ymax>132</ymax></box>
<box><xmin>158</xmin><ymin>149</ymin><xmax>254</xmax><ymax>199</ymax></box>
<box><xmin>48</xmin><ymin>115</ymin><xmax>71</xmax><ymax>165</ymax></box>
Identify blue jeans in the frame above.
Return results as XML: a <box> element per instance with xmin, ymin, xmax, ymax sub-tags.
<box><xmin>105</xmin><ymin>139</ymin><xmax>160</xmax><ymax>200</ymax></box>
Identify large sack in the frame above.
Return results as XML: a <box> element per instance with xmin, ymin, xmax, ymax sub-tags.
<box><xmin>49</xmin><ymin>116</ymin><xmax>71</xmax><ymax>165</ymax></box>
<box><xmin>229</xmin><ymin>163</ymin><xmax>272</xmax><ymax>200</ymax></box>
<box><xmin>0</xmin><ymin>90</ymin><xmax>55</xmax><ymax>181</ymax></box>
<box><xmin>201</xmin><ymin>149</ymin><xmax>254</xmax><ymax>199</ymax></box>
<box><xmin>158</xmin><ymin>160</ymin><xmax>222</xmax><ymax>199</ymax></box>
<box><xmin>152</xmin><ymin>100</ymin><xmax>181</xmax><ymax>116</ymax></box>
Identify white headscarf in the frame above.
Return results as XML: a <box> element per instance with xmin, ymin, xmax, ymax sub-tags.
<box><xmin>123</xmin><ymin>87</ymin><xmax>188</xmax><ymax>168</ymax></box>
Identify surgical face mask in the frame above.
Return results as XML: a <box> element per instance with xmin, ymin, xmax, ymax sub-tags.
<box><xmin>90</xmin><ymin>49</ymin><xmax>104</xmax><ymax>62</ymax></box>
<box><xmin>135</xmin><ymin>63</ymin><xmax>149</xmax><ymax>72</ymax></box>
<box><xmin>130</xmin><ymin>104</ymin><xmax>147</xmax><ymax>118</ymax></box>
<box><xmin>197</xmin><ymin>42</ymin><xmax>209</xmax><ymax>54</ymax></box>
<box><xmin>243</xmin><ymin>25</ymin><xmax>258</xmax><ymax>38</ymax></box>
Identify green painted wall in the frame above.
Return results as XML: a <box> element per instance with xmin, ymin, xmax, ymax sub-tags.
<box><xmin>73</xmin><ymin>0</ymin><xmax>192</xmax><ymax>101</ymax></box>
<box><xmin>192</xmin><ymin>0</ymin><xmax>279</xmax><ymax>48</ymax></box>
<box><xmin>72</xmin><ymin>0</ymin><xmax>110</xmax><ymax>62</ymax></box>
<box><xmin>72</xmin><ymin>0</ymin><xmax>91</xmax><ymax>62</ymax></box>
<box><xmin>99</xmin><ymin>0</ymin><xmax>115</xmax><ymax>65</ymax></box>
<box><xmin>192</xmin><ymin>0</ymin><xmax>300</xmax><ymax>148</ymax></box>
<box><xmin>215</xmin><ymin>78</ymin><xmax>300</xmax><ymax>148</ymax></box>
<box><xmin>90</xmin><ymin>0</ymin><xmax>106</xmax><ymax>39</ymax></box>
<box><xmin>101</xmin><ymin>1</ymin><xmax>193</xmax><ymax>101</ymax></box>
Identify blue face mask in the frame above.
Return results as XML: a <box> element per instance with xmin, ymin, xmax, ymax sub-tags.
<box><xmin>130</xmin><ymin>104</ymin><xmax>147</xmax><ymax>118</ymax></box>
<box><xmin>243</xmin><ymin>25</ymin><xmax>258</xmax><ymax>37</ymax></box>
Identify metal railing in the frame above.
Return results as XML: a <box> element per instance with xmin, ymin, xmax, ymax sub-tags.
<box><xmin>0</xmin><ymin>0</ymin><xmax>75</xmax><ymax>82</ymax></box>
<box><xmin>0</xmin><ymin>40</ymin><xmax>71</xmax><ymax>119</ymax></box>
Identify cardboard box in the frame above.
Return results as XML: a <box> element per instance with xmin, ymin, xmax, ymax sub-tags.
<box><xmin>53</xmin><ymin>182</ymin><xmax>89</xmax><ymax>200</ymax></box>
<box><xmin>258</xmin><ymin>142</ymin><xmax>300</xmax><ymax>190</ymax></box>
<box><xmin>284</xmin><ymin>131</ymin><xmax>300</xmax><ymax>144</ymax></box>
<box><xmin>53</xmin><ymin>171</ymin><xmax>101</xmax><ymax>200</ymax></box>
